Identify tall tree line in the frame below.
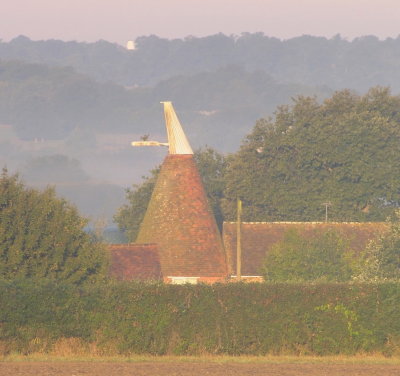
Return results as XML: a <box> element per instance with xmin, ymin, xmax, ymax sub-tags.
<box><xmin>2</xmin><ymin>34</ymin><xmax>400</xmax><ymax>91</ymax></box>
<box><xmin>116</xmin><ymin>87</ymin><xmax>400</xmax><ymax>241</ymax></box>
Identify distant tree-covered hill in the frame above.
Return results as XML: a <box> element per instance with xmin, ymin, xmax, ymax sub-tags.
<box><xmin>0</xmin><ymin>56</ymin><xmax>329</xmax><ymax>222</ymax></box>
<box><xmin>3</xmin><ymin>32</ymin><xmax>399</xmax><ymax>221</ymax></box>
<box><xmin>1</xmin><ymin>34</ymin><xmax>400</xmax><ymax>92</ymax></box>
<box><xmin>0</xmin><ymin>60</ymin><xmax>135</xmax><ymax>139</ymax></box>
<box><xmin>0</xmin><ymin>59</ymin><xmax>329</xmax><ymax>149</ymax></box>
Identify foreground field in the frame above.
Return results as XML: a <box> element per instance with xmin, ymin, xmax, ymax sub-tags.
<box><xmin>1</xmin><ymin>358</ymin><xmax>400</xmax><ymax>376</ymax></box>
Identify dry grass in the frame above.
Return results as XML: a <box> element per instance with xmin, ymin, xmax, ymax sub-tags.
<box><xmin>2</xmin><ymin>353</ymin><xmax>400</xmax><ymax>365</ymax></box>
<box><xmin>1</xmin><ymin>337</ymin><xmax>400</xmax><ymax>365</ymax></box>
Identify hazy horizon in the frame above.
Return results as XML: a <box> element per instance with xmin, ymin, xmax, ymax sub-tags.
<box><xmin>2</xmin><ymin>0</ymin><xmax>400</xmax><ymax>45</ymax></box>
<box><xmin>2</xmin><ymin>0</ymin><xmax>400</xmax><ymax>223</ymax></box>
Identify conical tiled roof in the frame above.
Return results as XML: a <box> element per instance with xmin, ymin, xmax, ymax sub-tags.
<box><xmin>135</xmin><ymin>103</ymin><xmax>228</xmax><ymax>281</ymax></box>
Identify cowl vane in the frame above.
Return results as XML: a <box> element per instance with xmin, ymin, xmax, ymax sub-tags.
<box><xmin>131</xmin><ymin>102</ymin><xmax>193</xmax><ymax>155</ymax></box>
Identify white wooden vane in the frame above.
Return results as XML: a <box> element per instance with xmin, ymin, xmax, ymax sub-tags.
<box><xmin>131</xmin><ymin>102</ymin><xmax>193</xmax><ymax>155</ymax></box>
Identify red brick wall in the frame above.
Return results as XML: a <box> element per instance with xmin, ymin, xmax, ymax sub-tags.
<box><xmin>136</xmin><ymin>154</ymin><xmax>228</xmax><ymax>278</ymax></box>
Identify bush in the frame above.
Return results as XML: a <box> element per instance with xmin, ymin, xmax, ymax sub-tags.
<box><xmin>354</xmin><ymin>211</ymin><xmax>400</xmax><ymax>281</ymax></box>
<box><xmin>1</xmin><ymin>280</ymin><xmax>400</xmax><ymax>356</ymax></box>
<box><xmin>0</xmin><ymin>169</ymin><xmax>108</xmax><ymax>284</ymax></box>
<box><xmin>262</xmin><ymin>229</ymin><xmax>353</xmax><ymax>282</ymax></box>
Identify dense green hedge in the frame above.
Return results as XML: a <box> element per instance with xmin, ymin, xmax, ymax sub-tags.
<box><xmin>1</xmin><ymin>280</ymin><xmax>400</xmax><ymax>356</ymax></box>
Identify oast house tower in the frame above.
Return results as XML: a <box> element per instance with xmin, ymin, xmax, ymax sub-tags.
<box><xmin>134</xmin><ymin>102</ymin><xmax>228</xmax><ymax>283</ymax></box>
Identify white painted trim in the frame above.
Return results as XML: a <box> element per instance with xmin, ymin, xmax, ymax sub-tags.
<box><xmin>167</xmin><ymin>276</ymin><xmax>199</xmax><ymax>285</ymax></box>
<box><xmin>230</xmin><ymin>275</ymin><xmax>263</xmax><ymax>278</ymax></box>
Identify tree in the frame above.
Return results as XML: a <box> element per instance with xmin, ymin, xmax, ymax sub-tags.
<box><xmin>114</xmin><ymin>147</ymin><xmax>227</xmax><ymax>241</ymax></box>
<box><xmin>223</xmin><ymin>87</ymin><xmax>400</xmax><ymax>222</ymax></box>
<box><xmin>113</xmin><ymin>167</ymin><xmax>159</xmax><ymax>242</ymax></box>
<box><xmin>194</xmin><ymin>147</ymin><xmax>227</xmax><ymax>229</ymax></box>
<box><xmin>353</xmin><ymin>211</ymin><xmax>400</xmax><ymax>281</ymax></box>
<box><xmin>262</xmin><ymin>229</ymin><xmax>352</xmax><ymax>282</ymax></box>
<box><xmin>0</xmin><ymin>169</ymin><xmax>108</xmax><ymax>283</ymax></box>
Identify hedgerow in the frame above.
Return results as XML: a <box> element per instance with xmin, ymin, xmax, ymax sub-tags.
<box><xmin>0</xmin><ymin>280</ymin><xmax>399</xmax><ymax>356</ymax></box>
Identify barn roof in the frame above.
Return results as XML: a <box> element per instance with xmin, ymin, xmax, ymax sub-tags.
<box><xmin>223</xmin><ymin>222</ymin><xmax>388</xmax><ymax>276</ymax></box>
<box><xmin>109</xmin><ymin>243</ymin><xmax>162</xmax><ymax>281</ymax></box>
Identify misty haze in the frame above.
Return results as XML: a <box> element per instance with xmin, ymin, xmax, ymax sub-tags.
<box><xmin>1</xmin><ymin>33</ymin><xmax>400</xmax><ymax>224</ymax></box>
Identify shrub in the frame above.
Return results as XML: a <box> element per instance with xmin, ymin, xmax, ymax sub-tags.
<box><xmin>262</xmin><ymin>229</ymin><xmax>353</xmax><ymax>282</ymax></box>
<box><xmin>0</xmin><ymin>169</ymin><xmax>108</xmax><ymax>284</ymax></box>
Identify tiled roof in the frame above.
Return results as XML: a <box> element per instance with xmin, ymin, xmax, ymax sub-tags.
<box><xmin>136</xmin><ymin>154</ymin><xmax>228</xmax><ymax>278</ymax></box>
<box><xmin>109</xmin><ymin>243</ymin><xmax>162</xmax><ymax>281</ymax></box>
<box><xmin>223</xmin><ymin>222</ymin><xmax>388</xmax><ymax>276</ymax></box>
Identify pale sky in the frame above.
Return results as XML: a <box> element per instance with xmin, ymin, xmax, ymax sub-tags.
<box><xmin>2</xmin><ymin>0</ymin><xmax>400</xmax><ymax>45</ymax></box>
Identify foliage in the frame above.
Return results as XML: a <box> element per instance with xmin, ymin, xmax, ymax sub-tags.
<box><xmin>0</xmin><ymin>169</ymin><xmax>108</xmax><ymax>284</ymax></box>
<box><xmin>1</xmin><ymin>280</ymin><xmax>400</xmax><ymax>356</ymax></box>
<box><xmin>0</xmin><ymin>58</ymin><xmax>327</xmax><ymax>149</ymax></box>
<box><xmin>262</xmin><ymin>229</ymin><xmax>352</xmax><ymax>282</ymax></box>
<box><xmin>4</xmin><ymin>34</ymin><xmax>400</xmax><ymax>151</ymax></box>
<box><xmin>0</xmin><ymin>59</ymin><xmax>136</xmax><ymax>139</ymax></box>
<box><xmin>3</xmin><ymin>34</ymin><xmax>400</xmax><ymax>93</ymax></box>
<box><xmin>223</xmin><ymin>87</ymin><xmax>400</xmax><ymax>222</ymax></box>
<box><xmin>354</xmin><ymin>211</ymin><xmax>400</xmax><ymax>281</ymax></box>
<box><xmin>114</xmin><ymin>148</ymin><xmax>227</xmax><ymax>241</ymax></box>
<box><xmin>114</xmin><ymin>167</ymin><xmax>159</xmax><ymax>242</ymax></box>
<box><xmin>194</xmin><ymin>147</ymin><xmax>227</xmax><ymax>229</ymax></box>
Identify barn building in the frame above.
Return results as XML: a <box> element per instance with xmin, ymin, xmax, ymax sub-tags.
<box><xmin>109</xmin><ymin>103</ymin><xmax>387</xmax><ymax>283</ymax></box>
<box><xmin>111</xmin><ymin>102</ymin><xmax>228</xmax><ymax>284</ymax></box>
<box><xmin>223</xmin><ymin>221</ymin><xmax>387</xmax><ymax>278</ymax></box>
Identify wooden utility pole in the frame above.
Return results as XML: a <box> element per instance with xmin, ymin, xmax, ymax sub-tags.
<box><xmin>322</xmin><ymin>201</ymin><xmax>332</xmax><ymax>222</ymax></box>
<box><xmin>236</xmin><ymin>198</ymin><xmax>242</xmax><ymax>280</ymax></box>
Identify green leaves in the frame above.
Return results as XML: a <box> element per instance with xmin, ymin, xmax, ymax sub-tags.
<box><xmin>0</xmin><ymin>170</ymin><xmax>108</xmax><ymax>284</ymax></box>
<box><xmin>223</xmin><ymin>87</ymin><xmax>400</xmax><ymax>222</ymax></box>
<box><xmin>0</xmin><ymin>280</ymin><xmax>399</xmax><ymax>356</ymax></box>
<box><xmin>262</xmin><ymin>229</ymin><xmax>352</xmax><ymax>282</ymax></box>
<box><xmin>115</xmin><ymin>87</ymin><xmax>400</xmax><ymax>235</ymax></box>
<box><xmin>114</xmin><ymin>167</ymin><xmax>159</xmax><ymax>242</ymax></box>
<box><xmin>354</xmin><ymin>211</ymin><xmax>400</xmax><ymax>281</ymax></box>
